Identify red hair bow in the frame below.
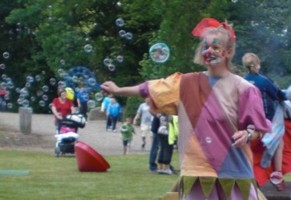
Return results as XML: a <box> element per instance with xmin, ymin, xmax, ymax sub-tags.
<box><xmin>192</xmin><ymin>18</ymin><xmax>236</xmax><ymax>42</ymax></box>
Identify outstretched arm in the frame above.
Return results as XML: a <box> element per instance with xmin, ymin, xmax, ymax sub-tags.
<box><xmin>101</xmin><ymin>81</ymin><xmax>141</xmax><ymax>97</ymax></box>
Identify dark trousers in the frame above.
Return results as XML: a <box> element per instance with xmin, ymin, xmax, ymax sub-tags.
<box><xmin>149</xmin><ymin>133</ymin><xmax>160</xmax><ymax>170</ymax></box>
<box><xmin>79</xmin><ymin>102</ymin><xmax>88</xmax><ymax>119</ymax></box>
<box><xmin>157</xmin><ymin>134</ymin><xmax>173</xmax><ymax>165</ymax></box>
<box><xmin>107</xmin><ymin>115</ymin><xmax>118</xmax><ymax>130</ymax></box>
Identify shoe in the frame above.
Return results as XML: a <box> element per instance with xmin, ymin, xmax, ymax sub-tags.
<box><xmin>141</xmin><ymin>143</ymin><xmax>146</xmax><ymax>150</ymax></box>
<box><xmin>112</xmin><ymin>129</ymin><xmax>117</xmax><ymax>133</ymax></box>
<box><xmin>270</xmin><ymin>171</ymin><xmax>285</xmax><ymax>191</ymax></box>
<box><xmin>158</xmin><ymin>169</ymin><xmax>173</xmax><ymax>175</ymax></box>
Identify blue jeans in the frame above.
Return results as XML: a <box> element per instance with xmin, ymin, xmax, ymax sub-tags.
<box><xmin>149</xmin><ymin>133</ymin><xmax>160</xmax><ymax>171</ymax></box>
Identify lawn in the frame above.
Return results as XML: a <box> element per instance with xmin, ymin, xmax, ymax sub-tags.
<box><xmin>0</xmin><ymin>150</ymin><xmax>179</xmax><ymax>200</ymax></box>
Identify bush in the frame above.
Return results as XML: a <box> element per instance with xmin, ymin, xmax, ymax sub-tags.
<box><xmin>123</xmin><ymin>97</ymin><xmax>144</xmax><ymax>121</ymax></box>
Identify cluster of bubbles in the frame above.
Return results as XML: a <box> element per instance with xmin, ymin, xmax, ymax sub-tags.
<box><xmin>0</xmin><ymin>62</ymin><xmax>104</xmax><ymax>112</ymax></box>
<box><xmin>149</xmin><ymin>42</ymin><xmax>170</xmax><ymax>63</ymax></box>
<box><xmin>103</xmin><ymin>54</ymin><xmax>124</xmax><ymax>72</ymax></box>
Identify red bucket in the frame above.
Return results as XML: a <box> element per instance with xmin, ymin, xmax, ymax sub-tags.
<box><xmin>75</xmin><ymin>141</ymin><xmax>110</xmax><ymax>172</ymax></box>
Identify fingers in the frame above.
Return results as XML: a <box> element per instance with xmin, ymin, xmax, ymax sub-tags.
<box><xmin>232</xmin><ymin>130</ymin><xmax>248</xmax><ymax>148</ymax></box>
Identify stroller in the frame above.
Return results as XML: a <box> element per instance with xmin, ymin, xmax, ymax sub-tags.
<box><xmin>54</xmin><ymin>113</ymin><xmax>86</xmax><ymax>157</ymax></box>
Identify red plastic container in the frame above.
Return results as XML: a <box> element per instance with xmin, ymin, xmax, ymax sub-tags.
<box><xmin>75</xmin><ymin>141</ymin><xmax>110</xmax><ymax>172</ymax></box>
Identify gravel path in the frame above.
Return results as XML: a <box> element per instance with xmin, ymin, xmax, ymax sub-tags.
<box><xmin>0</xmin><ymin>112</ymin><xmax>151</xmax><ymax>156</ymax></box>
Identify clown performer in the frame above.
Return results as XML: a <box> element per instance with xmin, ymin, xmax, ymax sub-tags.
<box><xmin>101</xmin><ymin>18</ymin><xmax>271</xmax><ymax>200</ymax></box>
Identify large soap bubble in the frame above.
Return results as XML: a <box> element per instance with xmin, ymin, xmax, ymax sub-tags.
<box><xmin>149</xmin><ymin>42</ymin><xmax>170</xmax><ymax>63</ymax></box>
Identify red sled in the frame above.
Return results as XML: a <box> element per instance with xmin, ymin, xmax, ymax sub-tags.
<box><xmin>75</xmin><ymin>141</ymin><xmax>110</xmax><ymax>172</ymax></box>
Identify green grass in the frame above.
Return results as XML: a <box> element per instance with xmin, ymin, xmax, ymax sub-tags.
<box><xmin>0</xmin><ymin>150</ymin><xmax>179</xmax><ymax>200</ymax></box>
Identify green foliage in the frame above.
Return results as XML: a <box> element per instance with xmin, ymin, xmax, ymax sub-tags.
<box><xmin>123</xmin><ymin>96</ymin><xmax>143</xmax><ymax>120</ymax></box>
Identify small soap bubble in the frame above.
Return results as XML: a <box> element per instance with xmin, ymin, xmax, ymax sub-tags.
<box><xmin>35</xmin><ymin>74</ymin><xmax>41</xmax><ymax>82</ymax></box>
<box><xmin>4</xmin><ymin>94</ymin><xmax>10</xmax><ymax>101</ymax></box>
<box><xmin>103</xmin><ymin>58</ymin><xmax>112</xmax><ymax>66</ymax></box>
<box><xmin>60</xmin><ymin>59</ymin><xmax>66</xmax><ymax>65</ymax></box>
<box><xmin>95</xmin><ymin>92</ymin><xmax>103</xmax><ymax>101</ymax></box>
<box><xmin>87</xmin><ymin>100</ymin><xmax>96</xmax><ymax>109</ymax></box>
<box><xmin>42</xmin><ymin>94</ymin><xmax>48</xmax><ymax>101</ymax></box>
<box><xmin>58</xmin><ymin>81</ymin><xmax>66</xmax><ymax>88</ymax></box>
<box><xmin>1</xmin><ymin>74</ymin><xmax>7</xmax><ymax>80</ymax></box>
<box><xmin>83</xmin><ymin>44</ymin><xmax>93</xmax><ymax>53</ymax></box>
<box><xmin>116</xmin><ymin>1</ymin><xmax>122</xmax><ymax>7</ymax></box>
<box><xmin>119</xmin><ymin>30</ymin><xmax>126</xmax><ymax>38</ymax></box>
<box><xmin>26</xmin><ymin>75</ymin><xmax>34</xmax><ymax>83</ymax></box>
<box><xmin>149</xmin><ymin>42</ymin><xmax>170</xmax><ymax>63</ymax></box>
<box><xmin>22</xmin><ymin>99</ymin><xmax>29</xmax><ymax>107</ymax></box>
<box><xmin>49</xmin><ymin>77</ymin><xmax>56</xmax><ymax>86</ymax></box>
<box><xmin>231</xmin><ymin>0</ymin><xmax>238</xmax><ymax>3</ymax></box>
<box><xmin>116</xmin><ymin>55</ymin><xmax>124</xmax><ymax>63</ymax></box>
<box><xmin>205</xmin><ymin>137</ymin><xmax>212</xmax><ymax>144</ymax></box>
<box><xmin>42</xmin><ymin>85</ymin><xmax>49</xmax><ymax>92</ymax></box>
<box><xmin>7</xmin><ymin>102</ymin><xmax>13</xmax><ymax>109</ymax></box>
<box><xmin>25</xmin><ymin>82</ymin><xmax>31</xmax><ymax>88</ymax></box>
<box><xmin>36</xmin><ymin>90</ymin><xmax>44</xmax><ymax>97</ymax></box>
<box><xmin>0</xmin><ymin>64</ymin><xmax>6</xmax><ymax>70</ymax></box>
<box><xmin>125</xmin><ymin>32</ymin><xmax>133</xmax><ymax>40</ymax></box>
<box><xmin>39</xmin><ymin>100</ymin><xmax>46</xmax><ymax>107</ymax></box>
<box><xmin>115</xmin><ymin>18</ymin><xmax>125</xmax><ymax>27</ymax></box>
<box><xmin>88</xmin><ymin>78</ymin><xmax>96</xmax><ymax>86</ymax></box>
<box><xmin>108</xmin><ymin>63</ymin><xmax>116</xmax><ymax>72</ymax></box>
<box><xmin>3</xmin><ymin>52</ymin><xmax>10</xmax><ymax>59</ymax></box>
<box><xmin>30</xmin><ymin>96</ymin><xmax>36</xmax><ymax>102</ymax></box>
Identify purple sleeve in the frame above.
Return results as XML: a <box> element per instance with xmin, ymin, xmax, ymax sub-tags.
<box><xmin>138</xmin><ymin>82</ymin><xmax>149</xmax><ymax>98</ymax></box>
<box><xmin>238</xmin><ymin>86</ymin><xmax>272</xmax><ymax>132</ymax></box>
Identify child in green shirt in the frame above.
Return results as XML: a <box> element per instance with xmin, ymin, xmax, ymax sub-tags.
<box><xmin>120</xmin><ymin>117</ymin><xmax>135</xmax><ymax>155</ymax></box>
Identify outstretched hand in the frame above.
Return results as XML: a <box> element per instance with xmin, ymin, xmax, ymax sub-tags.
<box><xmin>101</xmin><ymin>81</ymin><xmax>119</xmax><ymax>94</ymax></box>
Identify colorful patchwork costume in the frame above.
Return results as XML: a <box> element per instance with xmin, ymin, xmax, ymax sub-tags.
<box><xmin>139</xmin><ymin>72</ymin><xmax>271</xmax><ymax>200</ymax></box>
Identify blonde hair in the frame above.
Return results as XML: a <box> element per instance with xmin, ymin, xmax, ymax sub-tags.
<box><xmin>194</xmin><ymin>24</ymin><xmax>236</xmax><ymax>70</ymax></box>
<box><xmin>242</xmin><ymin>52</ymin><xmax>260</xmax><ymax>73</ymax></box>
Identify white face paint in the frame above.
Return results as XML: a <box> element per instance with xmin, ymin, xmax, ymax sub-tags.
<box><xmin>201</xmin><ymin>36</ymin><xmax>226</xmax><ymax>65</ymax></box>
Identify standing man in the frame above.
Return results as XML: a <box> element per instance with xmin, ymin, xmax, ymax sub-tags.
<box><xmin>133</xmin><ymin>98</ymin><xmax>153</xmax><ymax>150</ymax></box>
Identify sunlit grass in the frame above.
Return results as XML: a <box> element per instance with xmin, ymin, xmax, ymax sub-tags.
<box><xmin>0</xmin><ymin>150</ymin><xmax>179</xmax><ymax>200</ymax></box>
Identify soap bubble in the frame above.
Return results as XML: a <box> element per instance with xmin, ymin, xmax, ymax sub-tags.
<box><xmin>22</xmin><ymin>99</ymin><xmax>29</xmax><ymax>107</ymax></box>
<box><xmin>35</xmin><ymin>74</ymin><xmax>41</xmax><ymax>82</ymax></box>
<box><xmin>95</xmin><ymin>92</ymin><xmax>103</xmax><ymax>101</ymax></box>
<box><xmin>30</xmin><ymin>96</ymin><xmax>36</xmax><ymax>102</ymax></box>
<box><xmin>87</xmin><ymin>78</ymin><xmax>96</xmax><ymax>86</ymax></box>
<box><xmin>232</xmin><ymin>0</ymin><xmax>238</xmax><ymax>3</ymax></box>
<box><xmin>42</xmin><ymin>94</ymin><xmax>48</xmax><ymax>101</ymax></box>
<box><xmin>0</xmin><ymin>64</ymin><xmax>5</xmax><ymax>70</ymax></box>
<box><xmin>39</xmin><ymin>100</ymin><xmax>46</xmax><ymax>107</ymax></box>
<box><xmin>3</xmin><ymin>52</ymin><xmax>10</xmax><ymax>59</ymax></box>
<box><xmin>42</xmin><ymin>85</ymin><xmax>49</xmax><ymax>92</ymax></box>
<box><xmin>119</xmin><ymin>30</ymin><xmax>126</xmax><ymax>38</ymax></box>
<box><xmin>103</xmin><ymin>58</ymin><xmax>112</xmax><ymax>66</ymax></box>
<box><xmin>60</xmin><ymin>59</ymin><xmax>66</xmax><ymax>65</ymax></box>
<box><xmin>116</xmin><ymin>1</ymin><xmax>122</xmax><ymax>7</ymax></box>
<box><xmin>116</xmin><ymin>55</ymin><xmax>124</xmax><ymax>63</ymax></box>
<box><xmin>149</xmin><ymin>42</ymin><xmax>170</xmax><ymax>63</ymax></box>
<box><xmin>58</xmin><ymin>81</ymin><xmax>66</xmax><ymax>88</ymax></box>
<box><xmin>115</xmin><ymin>18</ymin><xmax>125</xmax><ymax>27</ymax></box>
<box><xmin>26</xmin><ymin>75</ymin><xmax>34</xmax><ymax>83</ymax></box>
<box><xmin>87</xmin><ymin>100</ymin><xmax>96</xmax><ymax>109</ymax></box>
<box><xmin>83</xmin><ymin>44</ymin><xmax>93</xmax><ymax>53</ymax></box>
<box><xmin>205</xmin><ymin>136</ymin><xmax>212</xmax><ymax>144</ymax></box>
<box><xmin>49</xmin><ymin>77</ymin><xmax>56</xmax><ymax>86</ymax></box>
<box><xmin>108</xmin><ymin>63</ymin><xmax>116</xmax><ymax>72</ymax></box>
<box><xmin>7</xmin><ymin>103</ymin><xmax>13</xmax><ymax>109</ymax></box>
<box><xmin>125</xmin><ymin>32</ymin><xmax>133</xmax><ymax>40</ymax></box>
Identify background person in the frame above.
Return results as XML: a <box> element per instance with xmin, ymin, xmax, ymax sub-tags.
<box><xmin>106</xmin><ymin>97</ymin><xmax>121</xmax><ymax>132</ymax></box>
<box><xmin>133</xmin><ymin>98</ymin><xmax>153</xmax><ymax>150</ymax></box>
<box><xmin>243</xmin><ymin>52</ymin><xmax>287</xmax><ymax>190</ymax></box>
<box><xmin>51</xmin><ymin>88</ymin><xmax>75</xmax><ymax>134</ymax></box>
<box><xmin>120</xmin><ymin>117</ymin><xmax>136</xmax><ymax>155</ymax></box>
